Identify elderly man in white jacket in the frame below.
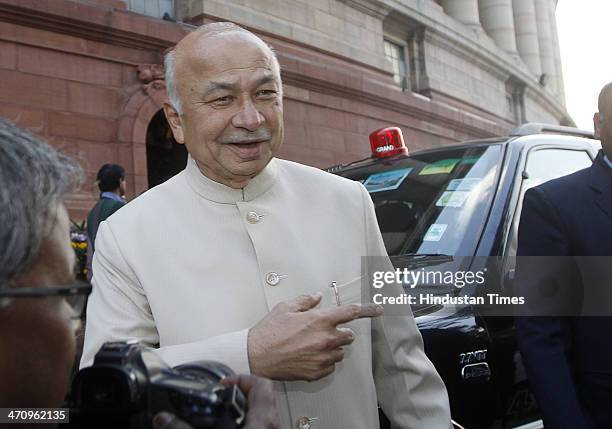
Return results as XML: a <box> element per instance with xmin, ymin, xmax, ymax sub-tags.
<box><xmin>81</xmin><ymin>22</ymin><xmax>451</xmax><ymax>429</ymax></box>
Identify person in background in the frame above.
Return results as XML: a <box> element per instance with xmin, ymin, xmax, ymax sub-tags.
<box><xmin>85</xmin><ymin>164</ymin><xmax>126</xmax><ymax>280</ymax></box>
<box><xmin>515</xmin><ymin>82</ymin><xmax>612</xmax><ymax>428</ymax></box>
<box><xmin>0</xmin><ymin>117</ymin><xmax>278</xmax><ymax>429</ymax></box>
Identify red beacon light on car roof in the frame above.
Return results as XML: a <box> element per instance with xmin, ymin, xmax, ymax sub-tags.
<box><xmin>369</xmin><ymin>127</ymin><xmax>408</xmax><ymax>159</ymax></box>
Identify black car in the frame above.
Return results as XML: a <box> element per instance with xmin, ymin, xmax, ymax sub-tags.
<box><xmin>327</xmin><ymin>123</ymin><xmax>600</xmax><ymax>429</ymax></box>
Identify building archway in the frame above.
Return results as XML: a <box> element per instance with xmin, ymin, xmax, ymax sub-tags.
<box><xmin>117</xmin><ymin>63</ymin><xmax>183</xmax><ymax>196</ymax></box>
<box><xmin>146</xmin><ymin>109</ymin><xmax>188</xmax><ymax>188</ymax></box>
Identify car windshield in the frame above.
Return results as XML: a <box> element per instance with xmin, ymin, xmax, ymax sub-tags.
<box><xmin>342</xmin><ymin>144</ymin><xmax>503</xmax><ymax>257</ymax></box>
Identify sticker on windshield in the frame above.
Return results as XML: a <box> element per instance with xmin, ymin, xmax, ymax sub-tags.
<box><xmin>447</xmin><ymin>178</ymin><xmax>481</xmax><ymax>191</ymax></box>
<box><xmin>363</xmin><ymin>168</ymin><xmax>413</xmax><ymax>193</ymax></box>
<box><xmin>423</xmin><ymin>224</ymin><xmax>447</xmax><ymax>242</ymax></box>
<box><xmin>460</xmin><ymin>156</ymin><xmax>480</xmax><ymax>165</ymax></box>
<box><xmin>436</xmin><ymin>190</ymin><xmax>470</xmax><ymax>207</ymax></box>
<box><xmin>419</xmin><ymin>159</ymin><xmax>460</xmax><ymax>175</ymax></box>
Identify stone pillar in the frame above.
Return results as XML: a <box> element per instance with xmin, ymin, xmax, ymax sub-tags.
<box><xmin>512</xmin><ymin>0</ymin><xmax>541</xmax><ymax>76</ymax></box>
<box><xmin>440</xmin><ymin>0</ymin><xmax>482</xmax><ymax>29</ymax></box>
<box><xmin>549</xmin><ymin>0</ymin><xmax>565</xmax><ymax>103</ymax></box>
<box><xmin>534</xmin><ymin>0</ymin><xmax>556</xmax><ymax>91</ymax></box>
<box><xmin>479</xmin><ymin>0</ymin><xmax>518</xmax><ymax>53</ymax></box>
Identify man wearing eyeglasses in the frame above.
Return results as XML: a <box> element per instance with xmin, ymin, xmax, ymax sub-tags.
<box><xmin>0</xmin><ymin>118</ymin><xmax>278</xmax><ymax>429</ymax></box>
<box><xmin>0</xmin><ymin>118</ymin><xmax>85</xmax><ymax>409</ymax></box>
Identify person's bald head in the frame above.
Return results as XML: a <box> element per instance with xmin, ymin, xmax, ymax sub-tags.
<box><xmin>598</xmin><ymin>82</ymin><xmax>612</xmax><ymax>115</ymax></box>
<box><xmin>594</xmin><ymin>82</ymin><xmax>612</xmax><ymax>157</ymax></box>
<box><xmin>164</xmin><ymin>22</ymin><xmax>281</xmax><ymax>114</ymax></box>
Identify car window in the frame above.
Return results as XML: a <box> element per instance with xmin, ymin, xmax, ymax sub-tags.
<box><xmin>343</xmin><ymin>145</ymin><xmax>502</xmax><ymax>257</ymax></box>
<box><xmin>504</xmin><ymin>148</ymin><xmax>593</xmax><ymax>262</ymax></box>
<box><xmin>525</xmin><ymin>148</ymin><xmax>592</xmax><ymax>186</ymax></box>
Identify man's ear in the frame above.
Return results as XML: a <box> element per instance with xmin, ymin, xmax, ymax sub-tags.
<box><xmin>163</xmin><ymin>102</ymin><xmax>185</xmax><ymax>144</ymax></box>
<box><xmin>594</xmin><ymin>112</ymin><xmax>601</xmax><ymax>140</ymax></box>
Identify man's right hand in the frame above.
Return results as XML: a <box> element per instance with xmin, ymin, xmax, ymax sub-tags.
<box><xmin>222</xmin><ymin>375</ymin><xmax>280</xmax><ymax>429</ymax></box>
<box><xmin>247</xmin><ymin>293</ymin><xmax>383</xmax><ymax>381</ymax></box>
<box><xmin>154</xmin><ymin>375</ymin><xmax>279</xmax><ymax>429</ymax></box>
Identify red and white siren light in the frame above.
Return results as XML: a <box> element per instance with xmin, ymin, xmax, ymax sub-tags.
<box><xmin>369</xmin><ymin>127</ymin><xmax>408</xmax><ymax>159</ymax></box>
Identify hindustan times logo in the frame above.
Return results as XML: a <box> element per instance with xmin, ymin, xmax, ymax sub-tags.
<box><xmin>372</xmin><ymin>268</ymin><xmax>486</xmax><ymax>289</ymax></box>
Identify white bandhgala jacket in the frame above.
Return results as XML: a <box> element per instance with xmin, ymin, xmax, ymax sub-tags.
<box><xmin>81</xmin><ymin>156</ymin><xmax>451</xmax><ymax>428</ymax></box>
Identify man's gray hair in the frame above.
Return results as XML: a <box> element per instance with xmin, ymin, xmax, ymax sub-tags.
<box><xmin>164</xmin><ymin>49</ymin><xmax>183</xmax><ymax>114</ymax></box>
<box><xmin>164</xmin><ymin>22</ymin><xmax>281</xmax><ymax>115</ymax></box>
<box><xmin>0</xmin><ymin>118</ymin><xmax>83</xmax><ymax>289</ymax></box>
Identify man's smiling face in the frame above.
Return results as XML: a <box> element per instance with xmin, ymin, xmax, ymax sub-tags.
<box><xmin>166</xmin><ymin>30</ymin><xmax>284</xmax><ymax>189</ymax></box>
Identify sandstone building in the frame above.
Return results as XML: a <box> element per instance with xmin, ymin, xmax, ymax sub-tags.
<box><xmin>0</xmin><ymin>0</ymin><xmax>569</xmax><ymax>218</ymax></box>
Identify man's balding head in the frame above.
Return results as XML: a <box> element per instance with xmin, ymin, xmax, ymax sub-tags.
<box><xmin>595</xmin><ymin>82</ymin><xmax>612</xmax><ymax>157</ymax></box>
<box><xmin>598</xmin><ymin>82</ymin><xmax>612</xmax><ymax>115</ymax></box>
<box><xmin>164</xmin><ymin>22</ymin><xmax>281</xmax><ymax>114</ymax></box>
<box><xmin>161</xmin><ymin>22</ymin><xmax>284</xmax><ymax>189</ymax></box>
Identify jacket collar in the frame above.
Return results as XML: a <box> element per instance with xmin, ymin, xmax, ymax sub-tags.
<box><xmin>590</xmin><ymin>150</ymin><xmax>612</xmax><ymax>192</ymax></box>
<box><xmin>184</xmin><ymin>155</ymin><xmax>278</xmax><ymax>204</ymax></box>
<box><xmin>100</xmin><ymin>191</ymin><xmax>125</xmax><ymax>203</ymax></box>
<box><xmin>590</xmin><ymin>150</ymin><xmax>612</xmax><ymax>219</ymax></box>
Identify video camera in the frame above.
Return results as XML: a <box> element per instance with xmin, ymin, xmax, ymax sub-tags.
<box><xmin>69</xmin><ymin>341</ymin><xmax>246</xmax><ymax>428</ymax></box>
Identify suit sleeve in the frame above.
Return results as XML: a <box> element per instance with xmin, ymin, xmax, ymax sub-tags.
<box><xmin>515</xmin><ymin>187</ymin><xmax>591</xmax><ymax>428</ymax></box>
<box><xmin>80</xmin><ymin>221</ymin><xmax>251</xmax><ymax>373</ymax></box>
<box><xmin>357</xmin><ymin>184</ymin><xmax>451</xmax><ymax>429</ymax></box>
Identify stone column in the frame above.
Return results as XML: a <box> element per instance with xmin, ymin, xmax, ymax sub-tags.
<box><xmin>549</xmin><ymin>0</ymin><xmax>565</xmax><ymax>103</ymax></box>
<box><xmin>441</xmin><ymin>0</ymin><xmax>482</xmax><ymax>29</ymax></box>
<box><xmin>534</xmin><ymin>0</ymin><xmax>556</xmax><ymax>91</ymax></box>
<box><xmin>512</xmin><ymin>0</ymin><xmax>541</xmax><ymax>76</ymax></box>
<box><xmin>479</xmin><ymin>0</ymin><xmax>518</xmax><ymax>53</ymax></box>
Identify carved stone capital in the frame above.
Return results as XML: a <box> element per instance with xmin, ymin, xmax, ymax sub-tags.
<box><xmin>143</xmin><ymin>80</ymin><xmax>167</xmax><ymax>96</ymax></box>
<box><xmin>137</xmin><ymin>64</ymin><xmax>166</xmax><ymax>95</ymax></box>
<box><xmin>137</xmin><ymin>64</ymin><xmax>165</xmax><ymax>84</ymax></box>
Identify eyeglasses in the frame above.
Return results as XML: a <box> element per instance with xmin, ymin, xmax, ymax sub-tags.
<box><xmin>0</xmin><ymin>280</ymin><xmax>92</xmax><ymax>319</ymax></box>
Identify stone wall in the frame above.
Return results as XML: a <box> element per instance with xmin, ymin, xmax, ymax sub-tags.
<box><xmin>179</xmin><ymin>0</ymin><xmax>388</xmax><ymax>71</ymax></box>
<box><xmin>0</xmin><ymin>0</ymin><xmax>187</xmax><ymax>218</ymax></box>
<box><xmin>524</xmin><ymin>90</ymin><xmax>561</xmax><ymax>124</ymax></box>
<box><xmin>421</xmin><ymin>29</ymin><xmax>513</xmax><ymax>121</ymax></box>
<box><xmin>0</xmin><ymin>0</ymin><xmax>573</xmax><ymax>220</ymax></box>
<box><xmin>179</xmin><ymin>0</ymin><xmax>569</xmax><ymax>128</ymax></box>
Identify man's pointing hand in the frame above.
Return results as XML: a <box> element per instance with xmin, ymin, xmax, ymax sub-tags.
<box><xmin>247</xmin><ymin>293</ymin><xmax>383</xmax><ymax>381</ymax></box>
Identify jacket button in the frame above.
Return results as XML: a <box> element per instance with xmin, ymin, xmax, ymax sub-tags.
<box><xmin>246</xmin><ymin>211</ymin><xmax>261</xmax><ymax>224</ymax></box>
<box><xmin>296</xmin><ymin>416</ymin><xmax>318</xmax><ymax>429</ymax></box>
<box><xmin>265</xmin><ymin>272</ymin><xmax>280</xmax><ymax>286</ymax></box>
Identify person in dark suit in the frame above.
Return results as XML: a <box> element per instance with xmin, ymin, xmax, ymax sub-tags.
<box><xmin>515</xmin><ymin>82</ymin><xmax>612</xmax><ymax>428</ymax></box>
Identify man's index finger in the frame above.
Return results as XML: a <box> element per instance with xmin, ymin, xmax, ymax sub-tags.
<box><xmin>322</xmin><ymin>303</ymin><xmax>383</xmax><ymax>325</ymax></box>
